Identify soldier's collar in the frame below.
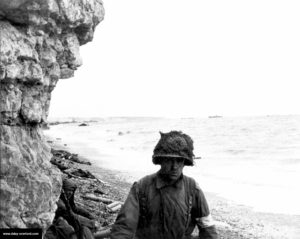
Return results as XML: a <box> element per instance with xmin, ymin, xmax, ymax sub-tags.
<box><xmin>156</xmin><ymin>172</ymin><xmax>184</xmax><ymax>189</ymax></box>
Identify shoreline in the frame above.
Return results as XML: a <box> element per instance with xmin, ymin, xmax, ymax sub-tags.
<box><xmin>47</xmin><ymin>137</ymin><xmax>300</xmax><ymax>239</ymax></box>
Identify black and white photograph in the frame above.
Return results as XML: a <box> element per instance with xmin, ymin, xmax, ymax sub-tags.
<box><xmin>0</xmin><ymin>0</ymin><xmax>299</xmax><ymax>238</ymax></box>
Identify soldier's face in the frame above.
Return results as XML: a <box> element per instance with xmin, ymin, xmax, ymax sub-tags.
<box><xmin>65</xmin><ymin>189</ymin><xmax>74</xmax><ymax>200</ymax></box>
<box><xmin>160</xmin><ymin>157</ymin><xmax>185</xmax><ymax>181</ymax></box>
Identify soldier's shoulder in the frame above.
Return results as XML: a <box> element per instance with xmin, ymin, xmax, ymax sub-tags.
<box><xmin>136</xmin><ymin>173</ymin><xmax>156</xmax><ymax>185</ymax></box>
<box><xmin>183</xmin><ymin>175</ymin><xmax>202</xmax><ymax>191</ymax></box>
<box><xmin>183</xmin><ymin>174</ymin><xmax>196</xmax><ymax>184</ymax></box>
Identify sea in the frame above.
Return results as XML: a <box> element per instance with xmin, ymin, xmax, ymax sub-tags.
<box><xmin>44</xmin><ymin>115</ymin><xmax>300</xmax><ymax>216</ymax></box>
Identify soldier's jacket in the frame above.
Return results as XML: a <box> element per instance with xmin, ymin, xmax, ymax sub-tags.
<box><xmin>111</xmin><ymin>172</ymin><xmax>218</xmax><ymax>239</ymax></box>
<box><xmin>45</xmin><ymin>189</ymin><xmax>96</xmax><ymax>239</ymax></box>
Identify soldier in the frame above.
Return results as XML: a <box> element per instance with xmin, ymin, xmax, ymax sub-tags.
<box><xmin>110</xmin><ymin>131</ymin><xmax>218</xmax><ymax>239</ymax></box>
<box><xmin>45</xmin><ymin>178</ymin><xmax>98</xmax><ymax>239</ymax></box>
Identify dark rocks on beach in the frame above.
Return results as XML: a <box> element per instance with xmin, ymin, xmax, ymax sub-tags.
<box><xmin>79</xmin><ymin>123</ymin><xmax>89</xmax><ymax>126</ymax></box>
<box><xmin>50</xmin><ymin>156</ymin><xmax>74</xmax><ymax>171</ymax></box>
<box><xmin>49</xmin><ymin>147</ymin><xmax>122</xmax><ymax>237</ymax></box>
<box><xmin>51</xmin><ymin>149</ymin><xmax>91</xmax><ymax>165</ymax></box>
<box><xmin>118</xmin><ymin>131</ymin><xmax>130</xmax><ymax>136</ymax></box>
<box><xmin>65</xmin><ymin>168</ymin><xmax>97</xmax><ymax>179</ymax></box>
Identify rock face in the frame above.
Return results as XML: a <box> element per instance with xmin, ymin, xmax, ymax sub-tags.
<box><xmin>0</xmin><ymin>0</ymin><xmax>104</xmax><ymax>232</ymax></box>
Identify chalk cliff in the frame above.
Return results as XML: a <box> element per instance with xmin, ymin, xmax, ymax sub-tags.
<box><xmin>0</xmin><ymin>0</ymin><xmax>104</xmax><ymax>231</ymax></box>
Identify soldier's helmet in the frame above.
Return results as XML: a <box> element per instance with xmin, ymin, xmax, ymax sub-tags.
<box><xmin>62</xmin><ymin>178</ymin><xmax>77</xmax><ymax>192</ymax></box>
<box><xmin>152</xmin><ymin>131</ymin><xmax>195</xmax><ymax>166</ymax></box>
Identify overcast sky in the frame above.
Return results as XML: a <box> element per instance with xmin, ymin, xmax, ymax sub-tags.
<box><xmin>49</xmin><ymin>0</ymin><xmax>300</xmax><ymax>118</ymax></box>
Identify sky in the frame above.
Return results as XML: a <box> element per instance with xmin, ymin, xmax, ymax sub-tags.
<box><xmin>49</xmin><ymin>0</ymin><xmax>300</xmax><ymax>118</ymax></box>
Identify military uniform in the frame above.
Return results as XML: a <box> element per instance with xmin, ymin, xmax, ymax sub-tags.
<box><xmin>44</xmin><ymin>179</ymin><xmax>96</xmax><ymax>239</ymax></box>
<box><xmin>111</xmin><ymin>172</ymin><xmax>218</xmax><ymax>239</ymax></box>
<box><xmin>111</xmin><ymin>131</ymin><xmax>218</xmax><ymax>239</ymax></box>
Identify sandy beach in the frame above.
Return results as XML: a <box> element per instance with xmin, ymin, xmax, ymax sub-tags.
<box><xmin>47</xmin><ymin>136</ymin><xmax>300</xmax><ymax>239</ymax></box>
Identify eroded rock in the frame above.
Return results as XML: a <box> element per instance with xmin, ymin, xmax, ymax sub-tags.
<box><xmin>0</xmin><ymin>0</ymin><xmax>104</xmax><ymax>232</ymax></box>
<box><xmin>0</xmin><ymin>125</ymin><xmax>61</xmax><ymax>229</ymax></box>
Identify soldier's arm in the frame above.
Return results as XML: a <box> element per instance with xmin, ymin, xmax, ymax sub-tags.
<box><xmin>74</xmin><ymin>205</ymin><xmax>95</xmax><ymax>220</ymax></box>
<box><xmin>110</xmin><ymin>182</ymin><xmax>140</xmax><ymax>239</ymax></box>
<box><xmin>192</xmin><ymin>183</ymin><xmax>218</xmax><ymax>239</ymax></box>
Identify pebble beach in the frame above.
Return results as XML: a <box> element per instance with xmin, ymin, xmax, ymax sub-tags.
<box><xmin>47</xmin><ymin>135</ymin><xmax>300</xmax><ymax>239</ymax></box>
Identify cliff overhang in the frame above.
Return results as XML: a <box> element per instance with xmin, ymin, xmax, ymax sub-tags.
<box><xmin>0</xmin><ymin>0</ymin><xmax>104</xmax><ymax>232</ymax></box>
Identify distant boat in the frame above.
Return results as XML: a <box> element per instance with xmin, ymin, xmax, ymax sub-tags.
<box><xmin>208</xmin><ymin>115</ymin><xmax>222</xmax><ymax>118</ymax></box>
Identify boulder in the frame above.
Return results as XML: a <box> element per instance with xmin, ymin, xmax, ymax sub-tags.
<box><xmin>79</xmin><ymin>123</ymin><xmax>89</xmax><ymax>126</ymax></box>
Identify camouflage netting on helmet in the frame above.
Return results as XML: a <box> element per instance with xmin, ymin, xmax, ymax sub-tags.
<box><xmin>152</xmin><ymin>131</ymin><xmax>195</xmax><ymax>166</ymax></box>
